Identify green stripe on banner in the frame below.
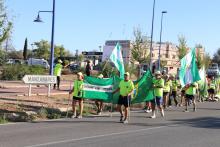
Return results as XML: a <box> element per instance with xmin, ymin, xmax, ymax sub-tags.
<box><xmin>82</xmin><ymin>70</ymin><xmax>155</xmax><ymax>104</ymax></box>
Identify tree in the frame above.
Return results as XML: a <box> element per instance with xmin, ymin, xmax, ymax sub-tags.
<box><xmin>34</xmin><ymin>40</ymin><xmax>50</xmax><ymax>59</ymax></box>
<box><xmin>7</xmin><ymin>50</ymin><xmax>23</xmax><ymax>59</ymax></box>
<box><xmin>178</xmin><ymin>35</ymin><xmax>188</xmax><ymax>60</ymax></box>
<box><xmin>195</xmin><ymin>45</ymin><xmax>203</xmax><ymax>69</ymax></box>
<box><xmin>0</xmin><ymin>0</ymin><xmax>12</xmax><ymax>46</ymax></box>
<box><xmin>54</xmin><ymin>45</ymin><xmax>65</xmax><ymax>58</ymax></box>
<box><xmin>212</xmin><ymin>48</ymin><xmax>220</xmax><ymax>65</ymax></box>
<box><xmin>23</xmin><ymin>38</ymin><xmax>28</xmax><ymax>60</ymax></box>
<box><xmin>131</xmin><ymin>28</ymin><xmax>150</xmax><ymax>64</ymax></box>
<box><xmin>203</xmin><ymin>53</ymin><xmax>212</xmax><ymax>69</ymax></box>
<box><xmin>160</xmin><ymin>59</ymin><xmax>167</xmax><ymax>69</ymax></box>
<box><xmin>196</xmin><ymin>50</ymin><xmax>202</xmax><ymax>69</ymax></box>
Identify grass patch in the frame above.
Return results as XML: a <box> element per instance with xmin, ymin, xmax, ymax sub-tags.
<box><xmin>0</xmin><ymin>115</ymin><xmax>8</xmax><ymax>124</ymax></box>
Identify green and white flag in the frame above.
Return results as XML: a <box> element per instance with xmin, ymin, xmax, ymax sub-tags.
<box><xmin>110</xmin><ymin>43</ymin><xmax>125</xmax><ymax>78</ymax></box>
<box><xmin>82</xmin><ymin>71</ymin><xmax>154</xmax><ymax>104</ymax></box>
<box><xmin>131</xmin><ymin>70</ymin><xmax>154</xmax><ymax>104</ymax></box>
<box><xmin>179</xmin><ymin>48</ymin><xmax>201</xmax><ymax>87</ymax></box>
<box><xmin>83</xmin><ymin>76</ymin><xmax>114</xmax><ymax>102</ymax></box>
<box><xmin>198</xmin><ymin>66</ymin><xmax>208</xmax><ymax>97</ymax></box>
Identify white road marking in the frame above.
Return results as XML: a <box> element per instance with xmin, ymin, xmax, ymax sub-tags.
<box><xmin>24</xmin><ymin>126</ymin><xmax>167</xmax><ymax>147</ymax></box>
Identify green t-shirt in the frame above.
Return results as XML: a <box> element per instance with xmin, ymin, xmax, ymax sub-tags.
<box><xmin>119</xmin><ymin>80</ymin><xmax>134</xmax><ymax>96</ymax></box>
<box><xmin>209</xmin><ymin>80</ymin><xmax>216</xmax><ymax>89</ymax></box>
<box><xmin>163</xmin><ymin>80</ymin><xmax>172</xmax><ymax>92</ymax></box>
<box><xmin>153</xmin><ymin>78</ymin><xmax>164</xmax><ymax>97</ymax></box>
<box><xmin>54</xmin><ymin>63</ymin><xmax>62</xmax><ymax>76</ymax></box>
<box><xmin>171</xmin><ymin>80</ymin><xmax>180</xmax><ymax>91</ymax></box>
<box><xmin>73</xmin><ymin>80</ymin><xmax>84</xmax><ymax>97</ymax></box>
<box><xmin>185</xmin><ymin>83</ymin><xmax>196</xmax><ymax>95</ymax></box>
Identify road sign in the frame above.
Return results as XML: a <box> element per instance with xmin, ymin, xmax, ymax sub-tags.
<box><xmin>22</xmin><ymin>75</ymin><xmax>57</xmax><ymax>84</ymax></box>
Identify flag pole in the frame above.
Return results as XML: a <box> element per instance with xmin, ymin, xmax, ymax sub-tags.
<box><xmin>128</xmin><ymin>96</ymin><xmax>131</xmax><ymax>121</ymax></box>
<box><xmin>110</xmin><ymin>67</ymin><xmax>114</xmax><ymax>118</ymax></box>
<box><xmin>66</xmin><ymin>81</ymin><xmax>72</xmax><ymax>118</ymax></box>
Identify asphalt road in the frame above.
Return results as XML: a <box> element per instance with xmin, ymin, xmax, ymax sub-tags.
<box><xmin>0</xmin><ymin>102</ymin><xmax>220</xmax><ymax>147</ymax></box>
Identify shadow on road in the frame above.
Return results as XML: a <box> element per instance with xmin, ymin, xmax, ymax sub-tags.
<box><xmin>170</xmin><ymin>117</ymin><xmax>220</xmax><ymax>129</ymax></box>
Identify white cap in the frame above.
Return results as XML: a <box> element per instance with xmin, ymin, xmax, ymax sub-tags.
<box><xmin>155</xmin><ymin>71</ymin><xmax>161</xmax><ymax>75</ymax></box>
<box><xmin>58</xmin><ymin>59</ymin><xmax>63</xmax><ymax>63</ymax></box>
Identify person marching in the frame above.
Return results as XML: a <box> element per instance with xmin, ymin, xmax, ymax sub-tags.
<box><xmin>184</xmin><ymin>82</ymin><xmax>197</xmax><ymax>112</ymax></box>
<box><xmin>95</xmin><ymin>74</ymin><xmax>104</xmax><ymax>115</ymax></box>
<box><xmin>163</xmin><ymin>74</ymin><xmax>172</xmax><ymax>109</ymax></box>
<box><xmin>169</xmin><ymin>75</ymin><xmax>180</xmax><ymax>107</ymax></box>
<box><xmin>208</xmin><ymin>76</ymin><xmax>217</xmax><ymax>101</ymax></box>
<box><xmin>113</xmin><ymin>72</ymin><xmax>134</xmax><ymax>124</ymax></box>
<box><xmin>54</xmin><ymin>59</ymin><xmax>63</xmax><ymax>90</ymax></box>
<box><xmin>69</xmin><ymin>72</ymin><xmax>84</xmax><ymax>118</ymax></box>
<box><xmin>150</xmin><ymin>71</ymin><xmax>165</xmax><ymax>118</ymax></box>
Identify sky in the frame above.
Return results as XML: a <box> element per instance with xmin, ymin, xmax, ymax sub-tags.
<box><xmin>5</xmin><ymin>0</ymin><xmax>220</xmax><ymax>56</ymax></box>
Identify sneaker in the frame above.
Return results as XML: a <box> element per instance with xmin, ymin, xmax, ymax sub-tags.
<box><xmin>71</xmin><ymin>115</ymin><xmax>77</xmax><ymax>118</ymax></box>
<box><xmin>193</xmin><ymin>108</ymin><xmax>197</xmax><ymax>112</ymax></box>
<box><xmin>183</xmin><ymin>110</ymin><xmax>189</xmax><ymax>112</ymax></box>
<box><xmin>97</xmin><ymin>112</ymin><xmax>102</xmax><ymax>115</ymax></box>
<box><xmin>77</xmin><ymin>115</ymin><xmax>82</xmax><ymax>119</ymax></box>
<box><xmin>123</xmin><ymin>119</ymin><xmax>128</xmax><ymax>124</ymax></box>
<box><xmin>145</xmin><ymin>109</ymin><xmax>152</xmax><ymax>113</ymax></box>
<box><xmin>161</xmin><ymin>110</ymin><xmax>165</xmax><ymax>117</ymax></box>
<box><xmin>120</xmin><ymin>116</ymin><xmax>124</xmax><ymax>122</ymax></box>
<box><xmin>150</xmin><ymin>115</ymin><xmax>156</xmax><ymax>118</ymax></box>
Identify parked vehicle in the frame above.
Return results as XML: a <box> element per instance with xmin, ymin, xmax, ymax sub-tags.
<box><xmin>207</xmin><ymin>63</ymin><xmax>220</xmax><ymax>77</ymax></box>
<box><xmin>6</xmin><ymin>59</ymin><xmax>24</xmax><ymax>64</ymax></box>
<box><xmin>27</xmin><ymin>58</ymin><xmax>50</xmax><ymax>68</ymax></box>
<box><xmin>69</xmin><ymin>63</ymin><xmax>79</xmax><ymax>72</ymax></box>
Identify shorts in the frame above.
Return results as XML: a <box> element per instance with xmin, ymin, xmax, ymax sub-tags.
<box><xmin>118</xmin><ymin>95</ymin><xmax>131</xmax><ymax>107</ymax></box>
<box><xmin>73</xmin><ymin>96</ymin><xmax>83</xmax><ymax>101</ymax></box>
<box><xmin>171</xmin><ymin>91</ymin><xmax>177</xmax><ymax>98</ymax></box>
<box><xmin>151</xmin><ymin>96</ymin><xmax>163</xmax><ymax>106</ymax></box>
<box><xmin>185</xmin><ymin>94</ymin><xmax>194</xmax><ymax>100</ymax></box>
<box><xmin>163</xmin><ymin>92</ymin><xmax>169</xmax><ymax>97</ymax></box>
<box><xmin>181</xmin><ymin>90</ymin><xmax>185</xmax><ymax>94</ymax></box>
<box><xmin>208</xmin><ymin>88</ymin><xmax>215</xmax><ymax>94</ymax></box>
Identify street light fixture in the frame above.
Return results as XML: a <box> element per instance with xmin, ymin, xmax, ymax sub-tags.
<box><xmin>34</xmin><ymin>0</ymin><xmax>55</xmax><ymax>75</ymax></box>
<box><xmin>158</xmin><ymin>11</ymin><xmax>167</xmax><ymax>71</ymax></box>
<box><xmin>149</xmin><ymin>0</ymin><xmax>156</xmax><ymax>72</ymax></box>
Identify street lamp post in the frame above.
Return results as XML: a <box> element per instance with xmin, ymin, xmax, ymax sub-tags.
<box><xmin>158</xmin><ymin>11</ymin><xmax>167</xmax><ymax>71</ymax></box>
<box><xmin>149</xmin><ymin>0</ymin><xmax>156</xmax><ymax>72</ymax></box>
<box><xmin>34</xmin><ymin>0</ymin><xmax>55</xmax><ymax>75</ymax></box>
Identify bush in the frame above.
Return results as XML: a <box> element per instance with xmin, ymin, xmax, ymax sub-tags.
<box><xmin>0</xmin><ymin>115</ymin><xmax>8</xmax><ymax>124</ymax></box>
<box><xmin>37</xmin><ymin>108</ymin><xmax>48</xmax><ymax>119</ymax></box>
<box><xmin>1</xmin><ymin>65</ymin><xmax>46</xmax><ymax>80</ymax></box>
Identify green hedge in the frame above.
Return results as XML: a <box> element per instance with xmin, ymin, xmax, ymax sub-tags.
<box><xmin>1</xmin><ymin>65</ymin><xmax>46</xmax><ymax>80</ymax></box>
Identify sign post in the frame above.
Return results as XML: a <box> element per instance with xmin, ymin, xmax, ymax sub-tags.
<box><xmin>22</xmin><ymin>75</ymin><xmax>57</xmax><ymax>97</ymax></box>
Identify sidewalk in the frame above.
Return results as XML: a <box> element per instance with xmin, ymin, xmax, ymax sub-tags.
<box><xmin>0</xmin><ymin>80</ymin><xmax>72</xmax><ymax>88</ymax></box>
<box><xmin>0</xmin><ymin>80</ymin><xmax>72</xmax><ymax>97</ymax></box>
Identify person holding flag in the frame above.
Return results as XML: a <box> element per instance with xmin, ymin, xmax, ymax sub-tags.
<box><xmin>113</xmin><ymin>72</ymin><xmax>134</xmax><ymax>124</ymax></box>
<box><xmin>69</xmin><ymin>72</ymin><xmax>84</xmax><ymax>119</ymax></box>
<box><xmin>95</xmin><ymin>74</ymin><xmax>104</xmax><ymax>115</ymax></box>
<box><xmin>184</xmin><ymin>82</ymin><xmax>197</xmax><ymax>112</ymax></box>
<box><xmin>150</xmin><ymin>71</ymin><xmax>165</xmax><ymax>118</ymax></box>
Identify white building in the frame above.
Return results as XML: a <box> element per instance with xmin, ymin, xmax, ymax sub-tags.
<box><xmin>102</xmin><ymin>40</ymin><xmax>131</xmax><ymax>64</ymax></box>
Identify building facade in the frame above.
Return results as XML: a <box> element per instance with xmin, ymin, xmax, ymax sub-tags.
<box><xmin>102</xmin><ymin>40</ymin><xmax>131</xmax><ymax>64</ymax></box>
